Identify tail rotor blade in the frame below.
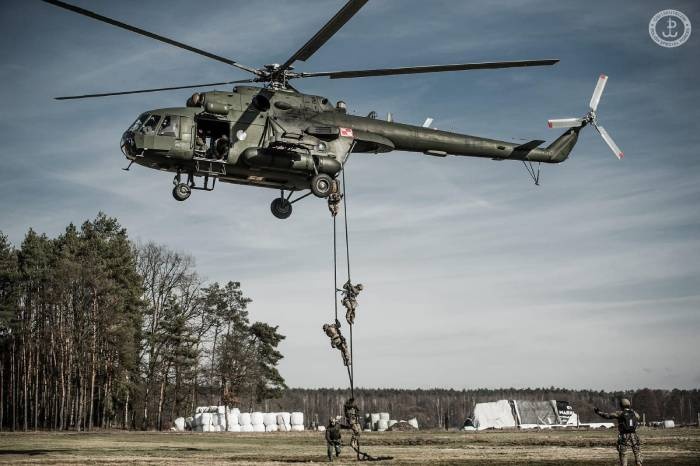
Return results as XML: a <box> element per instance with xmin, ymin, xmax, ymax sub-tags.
<box><xmin>594</xmin><ymin>124</ymin><xmax>623</xmax><ymax>159</ymax></box>
<box><xmin>547</xmin><ymin>118</ymin><xmax>584</xmax><ymax>128</ymax></box>
<box><xmin>589</xmin><ymin>74</ymin><xmax>608</xmax><ymax>112</ymax></box>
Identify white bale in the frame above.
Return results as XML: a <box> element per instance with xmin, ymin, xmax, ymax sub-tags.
<box><xmin>277</xmin><ymin>412</ymin><xmax>291</xmax><ymax>426</ymax></box>
<box><xmin>202</xmin><ymin>423</ymin><xmax>211</xmax><ymax>433</ymax></box>
<box><xmin>226</xmin><ymin>412</ymin><xmax>239</xmax><ymax>426</ymax></box>
<box><xmin>194</xmin><ymin>413</ymin><xmax>203</xmax><ymax>426</ymax></box>
<box><xmin>290</xmin><ymin>412</ymin><xmax>304</xmax><ymax>426</ymax></box>
<box><xmin>265</xmin><ymin>424</ymin><xmax>278</xmax><ymax>432</ymax></box>
<box><xmin>253</xmin><ymin>423</ymin><xmax>266</xmax><ymax>432</ymax></box>
<box><xmin>251</xmin><ymin>412</ymin><xmax>264</xmax><ymax>426</ymax></box>
<box><xmin>318</xmin><ymin>425</ymin><xmax>326</xmax><ymax>432</ymax></box>
<box><xmin>388</xmin><ymin>420</ymin><xmax>398</xmax><ymax>428</ymax></box>
<box><xmin>229</xmin><ymin>424</ymin><xmax>241</xmax><ymax>432</ymax></box>
<box><xmin>230</xmin><ymin>407</ymin><xmax>241</xmax><ymax>417</ymax></box>
<box><xmin>408</xmin><ymin>418</ymin><xmax>419</xmax><ymax>429</ymax></box>
<box><xmin>370</xmin><ymin>413</ymin><xmax>380</xmax><ymax>430</ymax></box>
<box><xmin>201</xmin><ymin>412</ymin><xmax>212</xmax><ymax>427</ymax></box>
<box><xmin>663</xmin><ymin>420</ymin><xmax>675</xmax><ymax>428</ymax></box>
<box><xmin>219</xmin><ymin>413</ymin><xmax>228</xmax><ymax>427</ymax></box>
<box><xmin>263</xmin><ymin>413</ymin><xmax>277</xmax><ymax>426</ymax></box>
<box><xmin>174</xmin><ymin>417</ymin><xmax>186</xmax><ymax>432</ymax></box>
<box><xmin>377</xmin><ymin>419</ymin><xmax>389</xmax><ymax>431</ymax></box>
<box><xmin>379</xmin><ymin>412</ymin><xmax>390</xmax><ymax>421</ymax></box>
<box><xmin>241</xmin><ymin>424</ymin><xmax>254</xmax><ymax>432</ymax></box>
<box><xmin>291</xmin><ymin>424</ymin><xmax>304</xmax><ymax>432</ymax></box>
<box><xmin>217</xmin><ymin>405</ymin><xmax>226</xmax><ymax>414</ymax></box>
<box><xmin>239</xmin><ymin>412</ymin><xmax>252</xmax><ymax>426</ymax></box>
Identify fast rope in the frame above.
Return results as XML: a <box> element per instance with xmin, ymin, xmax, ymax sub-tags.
<box><xmin>329</xmin><ymin>150</ymin><xmax>392</xmax><ymax>462</ymax></box>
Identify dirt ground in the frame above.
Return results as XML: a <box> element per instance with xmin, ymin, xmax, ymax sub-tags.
<box><xmin>1</xmin><ymin>428</ymin><xmax>699</xmax><ymax>465</ymax></box>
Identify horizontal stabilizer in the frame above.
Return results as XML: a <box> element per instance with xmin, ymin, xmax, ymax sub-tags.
<box><xmin>514</xmin><ymin>139</ymin><xmax>546</xmax><ymax>151</ymax></box>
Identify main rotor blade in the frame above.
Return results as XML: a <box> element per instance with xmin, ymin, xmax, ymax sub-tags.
<box><xmin>54</xmin><ymin>80</ymin><xmax>251</xmax><ymax>100</ymax></box>
<box><xmin>41</xmin><ymin>0</ymin><xmax>261</xmax><ymax>76</ymax></box>
<box><xmin>298</xmin><ymin>59</ymin><xmax>559</xmax><ymax>79</ymax></box>
<box><xmin>278</xmin><ymin>0</ymin><xmax>369</xmax><ymax>72</ymax></box>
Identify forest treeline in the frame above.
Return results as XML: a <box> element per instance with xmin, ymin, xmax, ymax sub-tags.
<box><xmin>274</xmin><ymin>387</ymin><xmax>700</xmax><ymax>429</ymax></box>
<box><xmin>0</xmin><ymin>214</ymin><xmax>286</xmax><ymax>432</ymax></box>
<box><xmin>1</xmin><ymin>215</ymin><xmax>698</xmax><ymax>431</ymax></box>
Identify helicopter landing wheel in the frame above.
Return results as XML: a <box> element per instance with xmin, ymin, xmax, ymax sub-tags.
<box><xmin>270</xmin><ymin>198</ymin><xmax>293</xmax><ymax>219</ymax></box>
<box><xmin>172</xmin><ymin>183</ymin><xmax>191</xmax><ymax>201</ymax></box>
<box><xmin>310</xmin><ymin>173</ymin><xmax>333</xmax><ymax>198</ymax></box>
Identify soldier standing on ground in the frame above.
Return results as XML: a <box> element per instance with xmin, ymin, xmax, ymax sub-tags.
<box><xmin>325</xmin><ymin>417</ymin><xmax>342</xmax><ymax>462</ymax></box>
<box><xmin>594</xmin><ymin>398</ymin><xmax>642</xmax><ymax>466</ymax></box>
<box><xmin>322</xmin><ymin>322</ymin><xmax>352</xmax><ymax>366</ymax></box>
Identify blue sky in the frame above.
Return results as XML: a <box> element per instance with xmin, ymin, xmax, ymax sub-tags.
<box><xmin>1</xmin><ymin>0</ymin><xmax>699</xmax><ymax>390</ymax></box>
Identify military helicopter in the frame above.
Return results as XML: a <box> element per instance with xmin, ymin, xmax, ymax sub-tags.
<box><xmin>44</xmin><ymin>0</ymin><xmax>622</xmax><ymax>219</ymax></box>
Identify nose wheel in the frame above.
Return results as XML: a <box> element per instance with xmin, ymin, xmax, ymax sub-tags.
<box><xmin>172</xmin><ymin>183</ymin><xmax>191</xmax><ymax>201</ymax></box>
<box><xmin>271</xmin><ymin>197</ymin><xmax>292</xmax><ymax>219</ymax></box>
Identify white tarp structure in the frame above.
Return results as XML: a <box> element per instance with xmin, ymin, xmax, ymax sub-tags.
<box><xmin>472</xmin><ymin>400</ymin><xmax>517</xmax><ymax>430</ymax></box>
<box><xmin>470</xmin><ymin>400</ymin><xmax>582</xmax><ymax>430</ymax></box>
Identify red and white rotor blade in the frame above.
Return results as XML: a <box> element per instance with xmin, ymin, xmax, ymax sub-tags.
<box><xmin>589</xmin><ymin>74</ymin><xmax>608</xmax><ymax>112</ymax></box>
<box><xmin>547</xmin><ymin>118</ymin><xmax>584</xmax><ymax>128</ymax></box>
<box><xmin>594</xmin><ymin>124</ymin><xmax>623</xmax><ymax>159</ymax></box>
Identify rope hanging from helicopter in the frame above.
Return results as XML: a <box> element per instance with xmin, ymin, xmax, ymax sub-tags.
<box><xmin>328</xmin><ymin>145</ymin><xmax>392</xmax><ymax>462</ymax></box>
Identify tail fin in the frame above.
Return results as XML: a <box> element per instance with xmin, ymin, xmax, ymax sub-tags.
<box><xmin>547</xmin><ymin>126</ymin><xmax>583</xmax><ymax>162</ymax></box>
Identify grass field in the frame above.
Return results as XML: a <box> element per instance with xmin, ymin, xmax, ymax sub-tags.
<box><xmin>1</xmin><ymin>428</ymin><xmax>699</xmax><ymax>465</ymax></box>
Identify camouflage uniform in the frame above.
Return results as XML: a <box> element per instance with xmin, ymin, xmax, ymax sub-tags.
<box><xmin>341</xmin><ymin>281</ymin><xmax>363</xmax><ymax>325</ymax></box>
<box><xmin>595</xmin><ymin>399</ymin><xmax>642</xmax><ymax>466</ymax></box>
<box><xmin>323</xmin><ymin>323</ymin><xmax>351</xmax><ymax>366</ymax></box>
<box><xmin>343</xmin><ymin>398</ymin><xmax>362</xmax><ymax>456</ymax></box>
<box><xmin>327</xmin><ymin>192</ymin><xmax>342</xmax><ymax>217</ymax></box>
<box><xmin>325</xmin><ymin>418</ymin><xmax>342</xmax><ymax>461</ymax></box>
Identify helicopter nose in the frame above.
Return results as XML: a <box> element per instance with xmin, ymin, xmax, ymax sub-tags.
<box><xmin>120</xmin><ymin>131</ymin><xmax>137</xmax><ymax>158</ymax></box>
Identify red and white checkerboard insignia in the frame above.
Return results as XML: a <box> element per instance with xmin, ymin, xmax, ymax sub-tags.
<box><xmin>339</xmin><ymin>127</ymin><xmax>354</xmax><ymax>138</ymax></box>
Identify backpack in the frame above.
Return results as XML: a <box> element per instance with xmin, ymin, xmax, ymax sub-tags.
<box><xmin>620</xmin><ymin>409</ymin><xmax>638</xmax><ymax>433</ymax></box>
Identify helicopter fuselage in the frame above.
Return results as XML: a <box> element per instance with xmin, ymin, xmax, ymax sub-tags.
<box><xmin>122</xmin><ymin>85</ymin><xmax>580</xmax><ymax>196</ymax></box>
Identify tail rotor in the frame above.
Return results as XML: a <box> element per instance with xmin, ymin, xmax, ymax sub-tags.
<box><xmin>547</xmin><ymin>74</ymin><xmax>623</xmax><ymax>159</ymax></box>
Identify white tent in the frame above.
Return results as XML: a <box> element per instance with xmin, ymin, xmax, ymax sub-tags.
<box><xmin>472</xmin><ymin>400</ymin><xmax>517</xmax><ymax>430</ymax></box>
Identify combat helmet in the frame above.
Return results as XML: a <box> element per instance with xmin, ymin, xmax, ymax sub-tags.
<box><xmin>620</xmin><ymin>398</ymin><xmax>631</xmax><ymax>409</ymax></box>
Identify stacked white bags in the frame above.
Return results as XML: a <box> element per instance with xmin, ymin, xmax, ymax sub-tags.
<box><xmin>370</xmin><ymin>413</ymin><xmax>380</xmax><ymax>430</ymax></box>
<box><xmin>226</xmin><ymin>407</ymin><xmax>240</xmax><ymax>432</ymax></box>
<box><xmin>408</xmin><ymin>417</ymin><xmax>419</xmax><ymax>429</ymax></box>
<box><xmin>290</xmin><ymin>412</ymin><xmax>304</xmax><ymax>431</ymax></box>
<box><xmin>277</xmin><ymin>412</ymin><xmax>291</xmax><ymax>432</ymax></box>
<box><xmin>189</xmin><ymin>407</ymin><xmax>303</xmax><ymax>433</ymax></box>
<box><xmin>251</xmin><ymin>412</ymin><xmax>265</xmax><ymax>432</ymax></box>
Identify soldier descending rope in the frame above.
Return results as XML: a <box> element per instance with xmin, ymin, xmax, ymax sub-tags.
<box><xmin>322</xmin><ymin>321</ymin><xmax>352</xmax><ymax>367</ymax></box>
<box><xmin>341</xmin><ymin>280</ymin><xmax>363</xmax><ymax>325</ymax></box>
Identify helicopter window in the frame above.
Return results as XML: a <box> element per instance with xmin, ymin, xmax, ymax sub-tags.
<box><xmin>142</xmin><ymin>114</ymin><xmax>161</xmax><ymax>135</ymax></box>
<box><xmin>158</xmin><ymin>115</ymin><xmax>180</xmax><ymax>137</ymax></box>
<box><xmin>127</xmin><ymin>112</ymin><xmax>149</xmax><ymax>132</ymax></box>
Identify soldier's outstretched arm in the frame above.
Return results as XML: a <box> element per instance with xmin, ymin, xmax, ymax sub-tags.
<box><xmin>594</xmin><ymin>408</ymin><xmax>620</xmax><ymax>420</ymax></box>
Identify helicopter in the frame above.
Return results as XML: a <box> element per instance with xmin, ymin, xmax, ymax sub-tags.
<box><xmin>43</xmin><ymin>0</ymin><xmax>623</xmax><ymax>219</ymax></box>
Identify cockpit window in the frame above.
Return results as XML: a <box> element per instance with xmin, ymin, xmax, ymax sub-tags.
<box><xmin>127</xmin><ymin>112</ymin><xmax>149</xmax><ymax>132</ymax></box>
<box><xmin>158</xmin><ymin>115</ymin><xmax>180</xmax><ymax>137</ymax></box>
<box><xmin>142</xmin><ymin>114</ymin><xmax>161</xmax><ymax>135</ymax></box>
